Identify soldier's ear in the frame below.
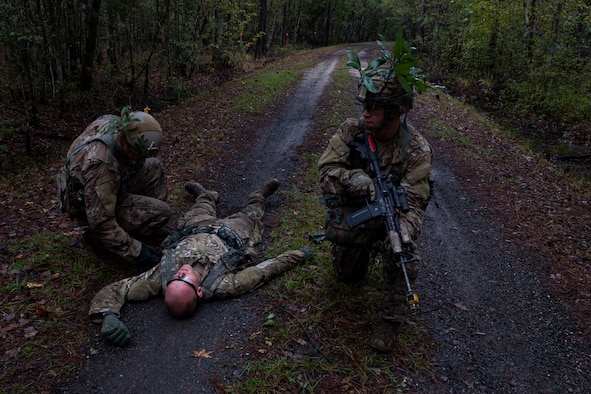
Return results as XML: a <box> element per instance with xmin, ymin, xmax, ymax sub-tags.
<box><xmin>389</xmin><ymin>106</ymin><xmax>401</xmax><ymax>116</ymax></box>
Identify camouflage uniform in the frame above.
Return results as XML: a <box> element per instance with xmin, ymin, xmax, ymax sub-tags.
<box><xmin>63</xmin><ymin>115</ymin><xmax>171</xmax><ymax>261</ymax></box>
<box><xmin>318</xmin><ymin>116</ymin><xmax>432</xmax><ymax>323</ymax></box>
<box><xmin>89</xmin><ymin>189</ymin><xmax>307</xmax><ymax>322</ymax></box>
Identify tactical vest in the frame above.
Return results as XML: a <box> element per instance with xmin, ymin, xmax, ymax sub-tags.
<box><xmin>160</xmin><ymin>224</ymin><xmax>245</xmax><ymax>300</ymax></box>
<box><xmin>323</xmin><ymin>117</ymin><xmax>415</xmax><ymax>247</ymax></box>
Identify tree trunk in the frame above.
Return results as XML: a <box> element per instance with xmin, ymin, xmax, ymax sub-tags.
<box><xmin>80</xmin><ymin>0</ymin><xmax>102</xmax><ymax>91</ymax></box>
<box><xmin>323</xmin><ymin>2</ymin><xmax>330</xmax><ymax>45</ymax></box>
<box><xmin>523</xmin><ymin>0</ymin><xmax>536</xmax><ymax>65</ymax></box>
<box><xmin>255</xmin><ymin>0</ymin><xmax>267</xmax><ymax>58</ymax></box>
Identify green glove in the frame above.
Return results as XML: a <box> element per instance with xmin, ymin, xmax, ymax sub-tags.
<box><xmin>100</xmin><ymin>313</ymin><xmax>131</xmax><ymax>347</ymax></box>
<box><xmin>136</xmin><ymin>243</ymin><xmax>161</xmax><ymax>267</ymax></box>
<box><xmin>300</xmin><ymin>247</ymin><xmax>314</xmax><ymax>261</ymax></box>
<box><xmin>349</xmin><ymin>171</ymin><xmax>375</xmax><ymax>200</ymax></box>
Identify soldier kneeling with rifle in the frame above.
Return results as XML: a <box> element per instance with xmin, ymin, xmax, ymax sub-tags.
<box><xmin>316</xmin><ymin>37</ymin><xmax>433</xmax><ymax>352</ymax></box>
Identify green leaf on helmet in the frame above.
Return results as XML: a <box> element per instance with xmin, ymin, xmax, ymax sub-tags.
<box><xmin>133</xmin><ymin>134</ymin><xmax>151</xmax><ymax>157</ymax></box>
<box><xmin>346</xmin><ymin>26</ymin><xmax>443</xmax><ymax>96</ymax></box>
<box><xmin>395</xmin><ymin>61</ymin><xmax>412</xmax><ymax>76</ymax></box>
<box><xmin>397</xmin><ymin>74</ymin><xmax>412</xmax><ymax>93</ymax></box>
<box><xmin>367</xmin><ymin>57</ymin><xmax>387</xmax><ymax>71</ymax></box>
<box><xmin>392</xmin><ymin>27</ymin><xmax>407</xmax><ymax>60</ymax></box>
<box><xmin>345</xmin><ymin>50</ymin><xmax>361</xmax><ymax>70</ymax></box>
<box><xmin>377</xmin><ymin>42</ymin><xmax>391</xmax><ymax>62</ymax></box>
<box><xmin>362</xmin><ymin>75</ymin><xmax>378</xmax><ymax>94</ymax></box>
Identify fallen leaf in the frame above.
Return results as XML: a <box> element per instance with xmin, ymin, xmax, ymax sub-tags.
<box><xmin>5</xmin><ymin>347</ymin><xmax>20</xmax><ymax>358</ymax></box>
<box><xmin>24</xmin><ymin>326</ymin><xmax>38</xmax><ymax>338</ymax></box>
<box><xmin>192</xmin><ymin>349</ymin><xmax>212</xmax><ymax>358</ymax></box>
<box><xmin>34</xmin><ymin>306</ymin><xmax>50</xmax><ymax>316</ymax></box>
<box><xmin>26</xmin><ymin>282</ymin><xmax>44</xmax><ymax>289</ymax></box>
<box><xmin>1</xmin><ymin>323</ymin><xmax>20</xmax><ymax>334</ymax></box>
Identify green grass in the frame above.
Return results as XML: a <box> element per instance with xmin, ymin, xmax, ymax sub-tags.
<box><xmin>430</xmin><ymin>119</ymin><xmax>472</xmax><ymax>147</ymax></box>
<box><xmin>230</xmin><ymin>69</ymin><xmax>301</xmax><ymax>114</ymax></box>
<box><xmin>1</xmin><ymin>231</ymin><xmax>120</xmax><ymax>389</ymax></box>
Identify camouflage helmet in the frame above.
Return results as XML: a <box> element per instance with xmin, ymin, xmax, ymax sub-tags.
<box><xmin>357</xmin><ymin>75</ymin><xmax>414</xmax><ymax>113</ymax></box>
<box><xmin>124</xmin><ymin>111</ymin><xmax>163</xmax><ymax>158</ymax></box>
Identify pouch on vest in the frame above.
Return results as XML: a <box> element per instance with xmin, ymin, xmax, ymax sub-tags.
<box><xmin>57</xmin><ymin>134</ymin><xmax>114</xmax><ymax>218</ymax></box>
<box><xmin>324</xmin><ymin>205</ymin><xmax>383</xmax><ymax>247</ymax></box>
<box><xmin>57</xmin><ymin>165</ymin><xmax>70</xmax><ymax>214</ymax></box>
<box><xmin>57</xmin><ymin>165</ymin><xmax>86</xmax><ymax>217</ymax></box>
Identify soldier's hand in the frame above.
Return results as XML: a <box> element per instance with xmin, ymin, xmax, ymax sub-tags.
<box><xmin>101</xmin><ymin>313</ymin><xmax>131</xmax><ymax>347</ymax></box>
<box><xmin>349</xmin><ymin>171</ymin><xmax>375</xmax><ymax>200</ymax></box>
<box><xmin>136</xmin><ymin>243</ymin><xmax>161</xmax><ymax>267</ymax></box>
<box><xmin>299</xmin><ymin>247</ymin><xmax>314</xmax><ymax>261</ymax></box>
<box><xmin>399</xmin><ymin>220</ymin><xmax>412</xmax><ymax>244</ymax></box>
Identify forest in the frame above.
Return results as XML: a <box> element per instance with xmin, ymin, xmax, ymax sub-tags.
<box><xmin>1</xmin><ymin>0</ymin><xmax>590</xmax><ymax>154</ymax></box>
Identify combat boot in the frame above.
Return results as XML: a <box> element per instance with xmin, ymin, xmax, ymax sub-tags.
<box><xmin>369</xmin><ymin>320</ymin><xmax>400</xmax><ymax>352</ymax></box>
<box><xmin>260</xmin><ymin>178</ymin><xmax>280</xmax><ymax>198</ymax></box>
<box><xmin>185</xmin><ymin>181</ymin><xmax>206</xmax><ymax>197</ymax></box>
<box><xmin>185</xmin><ymin>181</ymin><xmax>219</xmax><ymax>203</ymax></box>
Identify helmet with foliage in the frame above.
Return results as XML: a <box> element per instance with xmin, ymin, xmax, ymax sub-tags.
<box><xmin>123</xmin><ymin>111</ymin><xmax>163</xmax><ymax>158</ymax></box>
<box><xmin>357</xmin><ymin>75</ymin><xmax>414</xmax><ymax>113</ymax></box>
<box><xmin>347</xmin><ymin>28</ymin><xmax>440</xmax><ymax>115</ymax></box>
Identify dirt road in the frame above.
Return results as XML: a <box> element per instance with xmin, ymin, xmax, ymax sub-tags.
<box><xmin>417</xmin><ymin>159</ymin><xmax>590</xmax><ymax>393</ymax></box>
<box><xmin>62</xmin><ymin>48</ymin><xmax>591</xmax><ymax>393</ymax></box>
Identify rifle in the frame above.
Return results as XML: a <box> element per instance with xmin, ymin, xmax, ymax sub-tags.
<box><xmin>310</xmin><ymin>132</ymin><xmax>420</xmax><ymax>309</ymax></box>
<box><xmin>308</xmin><ymin>232</ymin><xmax>326</xmax><ymax>244</ymax></box>
<box><xmin>349</xmin><ymin>132</ymin><xmax>419</xmax><ymax>309</ymax></box>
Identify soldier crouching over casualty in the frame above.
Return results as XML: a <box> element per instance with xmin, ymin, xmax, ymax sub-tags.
<box><xmin>57</xmin><ymin>107</ymin><xmax>171</xmax><ymax>267</ymax></box>
<box><xmin>317</xmin><ymin>39</ymin><xmax>433</xmax><ymax>352</ymax></box>
<box><xmin>88</xmin><ymin>178</ymin><xmax>313</xmax><ymax>347</ymax></box>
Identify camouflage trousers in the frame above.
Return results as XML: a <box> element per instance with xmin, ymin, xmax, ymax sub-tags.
<box><xmin>79</xmin><ymin>157</ymin><xmax>170</xmax><ymax>244</ymax></box>
<box><xmin>113</xmin><ymin>158</ymin><xmax>170</xmax><ymax>241</ymax></box>
<box><xmin>179</xmin><ymin>189</ymin><xmax>267</xmax><ymax>250</ymax></box>
<box><xmin>332</xmin><ymin>244</ymin><xmax>420</xmax><ymax>323</ymax></box>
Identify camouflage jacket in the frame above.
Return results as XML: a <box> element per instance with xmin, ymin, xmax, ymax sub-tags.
<box><xmin>318</xmin><ymin>116</ymin><xmax>433</xmax><ymax>239</ymax></box>
<box><xmin>64</xmin><ymin>115</ymin><xmax>142</xmax><ymax>260</ymax></box>
<box><xmin>88</xmin><ymin>229</ymin><xmax>307</xmax><ymax>322</ymax></box>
